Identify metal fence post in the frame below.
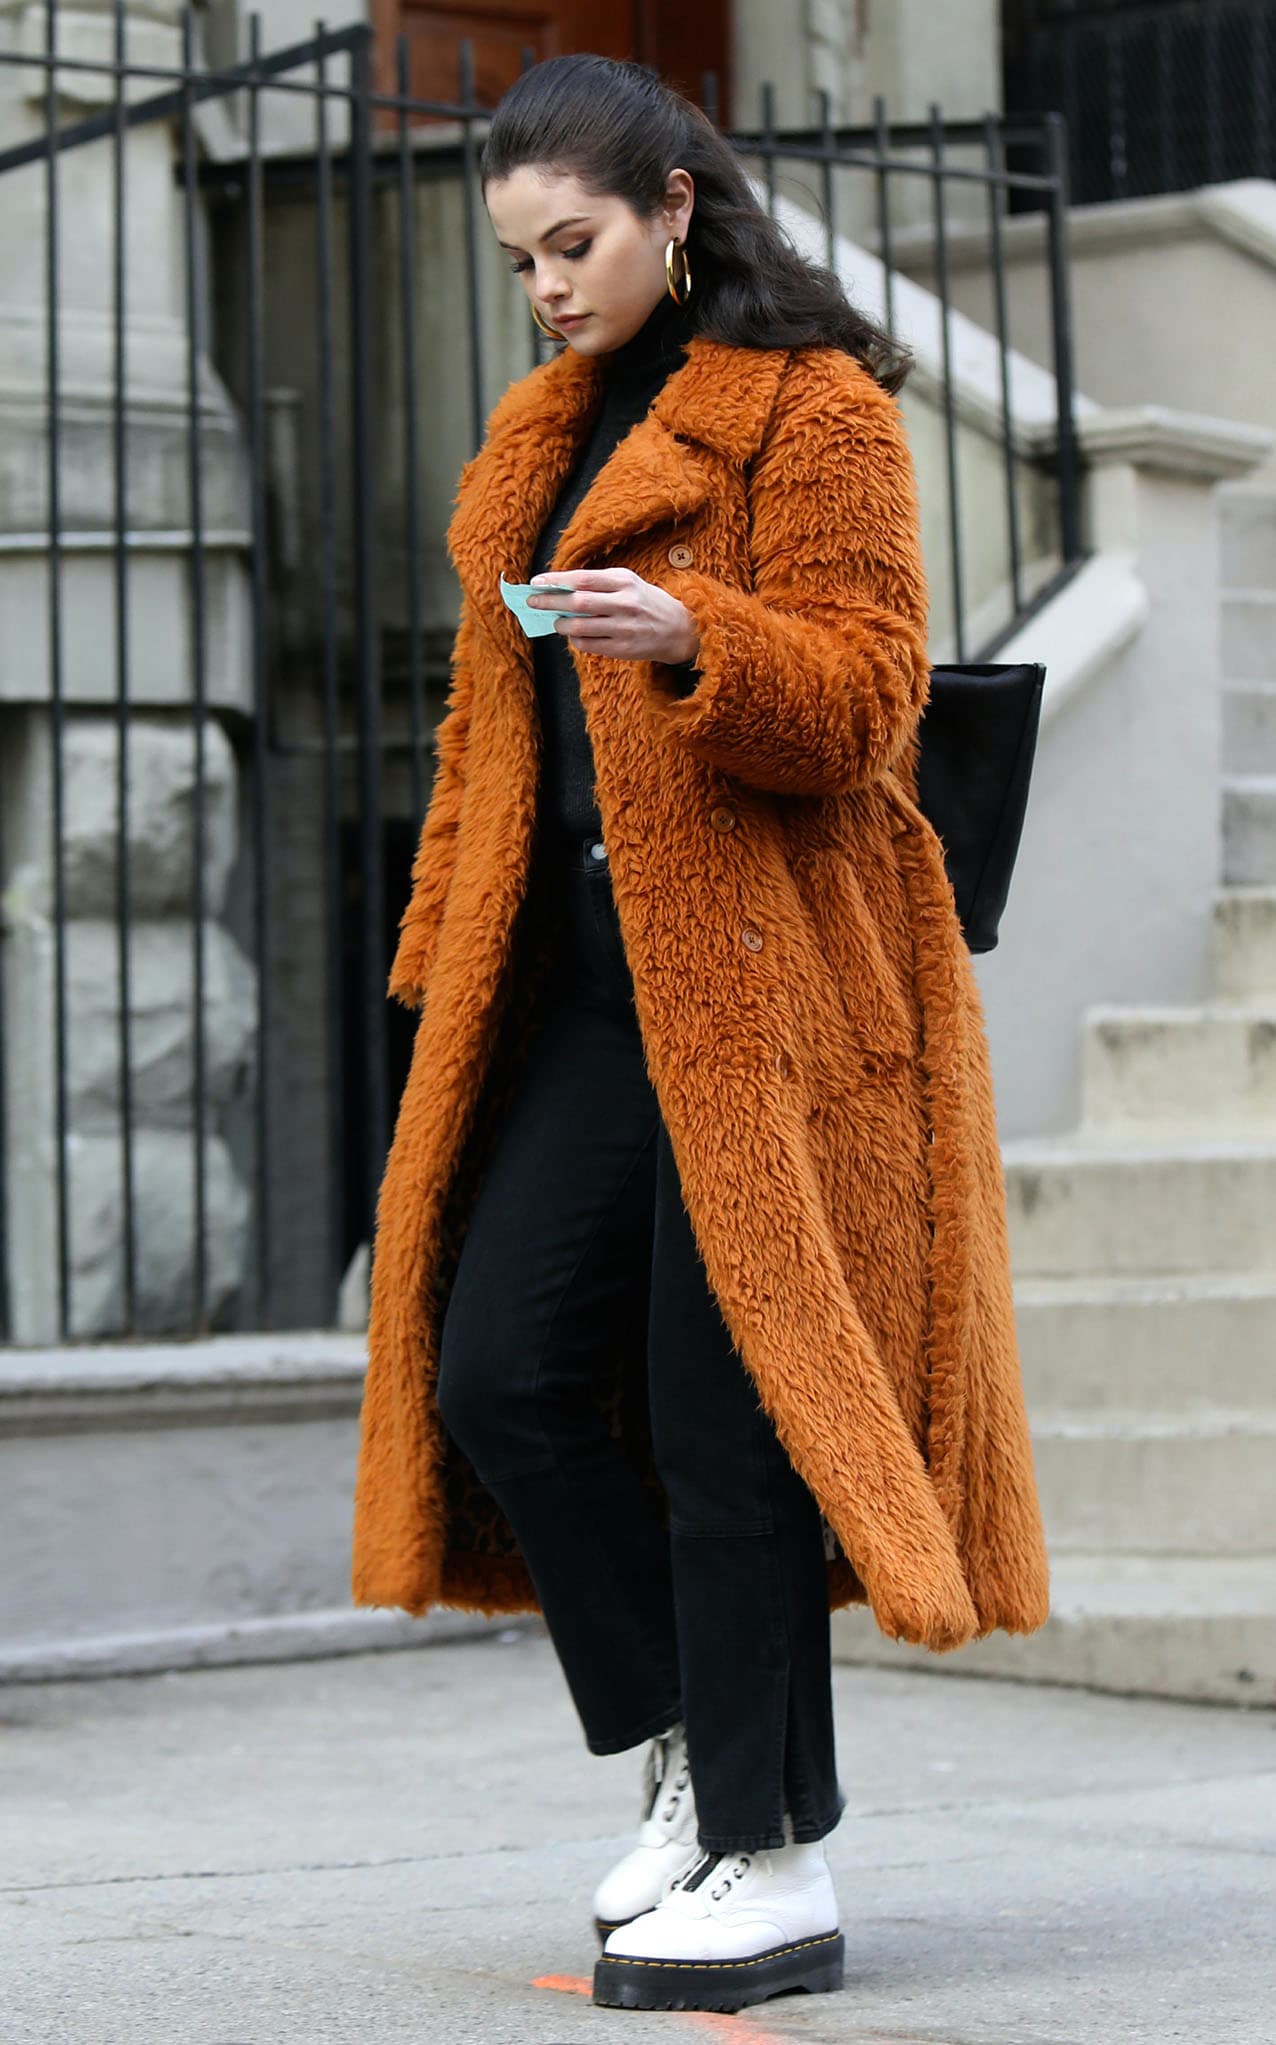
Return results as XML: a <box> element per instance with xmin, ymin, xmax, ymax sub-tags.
<box><xmin>1044</xmin><ymin>110</ymin><xmax>1083</xmax><ymax>567</ymax></box>
<box><xmin>179</xmin><ymin>3</ymin><xmax>210</xmax><ymax>1331</ymax></box>
<box><xmin>44</xmin><ymin>0</ymin><xmax>73</xmax><ymax>1338</ymax></box>
<box><xmin>111</xmin><ymin>0</ymin><xmax>138</xmax><ymax>1329</ymax></box>
<box><xmin>347</xmin><ymin>24</ymin><xmax>388</xmax><ymax>1250</ymax></box>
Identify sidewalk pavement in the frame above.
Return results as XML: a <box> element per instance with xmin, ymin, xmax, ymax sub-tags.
<box><xmin>1</xmin><ymin>1620</ymin><xmax>1273</xmax><ymax>2045</ymax></box>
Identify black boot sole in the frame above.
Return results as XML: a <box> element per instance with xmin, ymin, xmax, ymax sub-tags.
<box><xmin>594</xmin><ymin>1915</ymin><xmax>627</xmax><ymax>1945</ymax></box>
<box><xmin>592</xmin><ymin>1929</ymin><xmax>844</xmax><ymax>2012</ymax></box>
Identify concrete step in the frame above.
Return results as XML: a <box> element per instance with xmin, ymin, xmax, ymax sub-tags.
<box><xmin>1212</xmin><ymin>886</ymin><xmax>1276</xmax><ymax>997</ymax></box>
<box><xmin>1222</xmin><ymin>590</ymin><xmax>1276</xmax><ymax>681</ymax></box>
<box><xmin>1003</xmin><ymin>1137</ymin><xmax>1276</xmax><ymax>1278</ymax></box>
<box><xmin>1016</xmin><ymin>1272</ymin><xmax>1276</xmax><ymax>1417</ymax></box>
<box><xmin>1220</xmin><ymin>485</ymin><xmax>1276</xmax><ymax>592</ymax></box>
<box><xmin>1031</xmin><ymin>1411</ymin><xmax>1276</xmax><ymax>1556</ymax></box>
<box><xmin>1223</xmin><ymin>775</ymin><xmax>1276</xmax><ymax>884</ymax></box>
<box><xmin>1223</xmin><ymin>683</ymin><xmax>1276</xmax><ymax>776</ymax></box>
<box><xmin>831</xmin><ymin>1553</ymin><xmax>1276</xmax><ymax>1706</ymax></box>
<box><xmin>1079</xmin><ymin>1000</ymin><xmax>1276</xmax><ymax>1132</ymax></box>
<box><xmin>0</xmin><ymin>1334</ymin><xmax>388</xmax><ymax>1678</ymax></box>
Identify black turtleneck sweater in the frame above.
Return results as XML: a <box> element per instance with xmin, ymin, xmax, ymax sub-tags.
<box><xmin>529</xmin><ymin>293</ymin><xmax>697</xmax><ymax>843</ymax></box>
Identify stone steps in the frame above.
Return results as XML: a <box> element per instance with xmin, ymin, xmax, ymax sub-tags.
<box><xmin>831</xmin><ymin>1554</ymin><xmax>1276</xmax><ymax>1706</ymax></box>
<box><xmin>1223</xmin><ymin>775</ymin><xmax>1276</xmax><ymax>885</ymax></box>
<box><xmin>1032</xmin><ymin>1412</ymin><xmax>1276</xmax><ymax>1556</ymax></box>
<box><xmin>1079</xmin><ymin>999</ymin><xmax>1276</xmax><ymax>1131</ymax></box>
<box><xmin>1000</xmin><ymin>727</ymin><xmax>1276</xmax><ymax>1696</ymax></box>
<box><xmin>1223</xmin><ymin>682</ymin><xmax>1276</xmax><ymax>775</ymax></box>
<box><xmin>1015</xmin><ymin>1272</ymin><xmax>1276</xmax><ymax>1415</ymax></box>
<box><xmin>948</xmin><ymin>504</ymin><xmax>1276</xmax><ymax>1706</ymax></box>
<box><xmin>1212</xmin><ymin>886</ymin><xmax>1276</xmax><ymax>997</ymax></box>
<box><xmin>1003</xmin><ymin>1137</ymin><xmax>1276</xmax><ymax>1277</ymax></box>
<box><xmin>988</xmin><ymin>553</ymin><xmax>1276</xmax><ymax>1691</ymax></box>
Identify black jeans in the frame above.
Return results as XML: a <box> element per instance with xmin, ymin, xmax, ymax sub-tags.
<box><xmin>435</xmin><ymin>830</ymin><xmax>844</xmax><ymax>1853</ymax></box>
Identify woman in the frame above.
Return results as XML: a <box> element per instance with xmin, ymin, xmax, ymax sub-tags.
<box><xmin>352</xmin><ymin>53</ymin><xmax>1049</xmax><ymax>2016</ymax></box>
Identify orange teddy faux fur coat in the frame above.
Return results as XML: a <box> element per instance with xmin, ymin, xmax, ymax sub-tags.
<box><xmin>351</xmin><ymin>332</ymin><xmax>1050</xmax><ymax>1653</ymax></box>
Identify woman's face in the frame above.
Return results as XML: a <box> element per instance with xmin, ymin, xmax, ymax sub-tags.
<box><xmin>485</xmin><ymin>165</ymin><xmax>694</xmax><ymax>356</ymax></box>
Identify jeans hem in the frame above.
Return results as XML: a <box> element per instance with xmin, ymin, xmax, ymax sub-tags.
<box><xmin>696</xmin><ymin>1807</ymin><xmax>844</xmax><ymax>1854</ymax></box>
<box><xmin>585</xmin><ymin>1700</ymin><xmax>685</xmax><ymax>1758</ymax></box>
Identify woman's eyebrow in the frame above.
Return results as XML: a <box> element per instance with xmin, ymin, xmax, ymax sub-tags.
<box><xmin>497</xmin><ymin>214</ymin><xmax>591</xmax><ymax>251</ymax></box>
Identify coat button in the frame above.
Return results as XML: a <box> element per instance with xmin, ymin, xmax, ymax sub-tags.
<box><xmin>774</xmin><ymin>1048</ymin><xmax>791</xmax><ymax>1079</ymax></box>
<box><xmin>667</xmin><ymin>543</ymin><xmax>694</xmax><ymax>568</ymax></box>
<box><xmin>710</xmin><ymin>805</ymin><xmax>736</xmax><ymax>832</ymax></box>
<box><xmin>741</xmin><ymin>927</ymin><xmax>763</xmax><ymax>952</ymax></box>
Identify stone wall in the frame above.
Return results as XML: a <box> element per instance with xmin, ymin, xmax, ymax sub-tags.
<box><xmin>731</xmin><ymin>0</ymin><xmax>1002</xmax><ymax>243</ymax></box>
<box><xmin>0</xmin><ymin>0</ymin><xmax>258</xmax><ymax>1340</ymax></box>
<box><xmin>0</xmin><ymin>712</ymin><xmax>256</xmax><ymax>1338</ymax></box>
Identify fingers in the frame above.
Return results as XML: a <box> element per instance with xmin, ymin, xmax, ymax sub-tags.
<box><xmin>555</xmin><ymin>611</ymin><xmax>631</xmax><ymax>644</ymax></box>
<box><xmin>530</xmin><ymin>568</ymin><xmax>635</xmax><ymax>589</ymax></box>
<box><xmin>526</xmin><ymin>588</ymin><xmax>613</xmax><ymax>614</ymax></box>
<box><xmin>557</xmin><ymin>621</ymin><xmax>617</xmax><ymax>641</ymax></box>
<box><xmin>528</xmin><ymin>568</ymin><xmax>637</xmax><ymax>608</ymax></box>
<box><xmin>544</xmin><ymin>591</ymin><xmax>635</xmax><ymax>622</ymax></box>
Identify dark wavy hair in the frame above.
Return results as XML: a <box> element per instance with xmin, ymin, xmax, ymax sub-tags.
<box><xmin>480</xmin><ymin>55</ymin><xmax>911</xmax><ymax>393</ymax></box>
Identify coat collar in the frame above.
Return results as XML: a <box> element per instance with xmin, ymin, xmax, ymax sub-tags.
<box><xmin>447</xmin><ymin>336</ymin><xmax>790</xmax><ymax>647</ymax></box>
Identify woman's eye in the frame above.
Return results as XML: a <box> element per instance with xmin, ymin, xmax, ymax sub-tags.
<box><xmin>509</xmin><ymin>239</ymin><xmax>591</xmax><ymax>277</ymax></box>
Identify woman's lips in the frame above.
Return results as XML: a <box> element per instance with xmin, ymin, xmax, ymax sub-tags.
<box><xmin>553</xmin><ymin>312</ymin><xmax>589</xmax><ymax>328</ymax></box>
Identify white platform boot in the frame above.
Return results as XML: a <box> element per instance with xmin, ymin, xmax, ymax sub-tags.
<box><xmin>592</xmin><ymin>1722</ymin><xmax>700</xmax><ymax>1943</ymax></box>
<box><xmin>593</xmin><ymin>1821</ymin><xmax>843</xmax><ymax>2013</ymax></box>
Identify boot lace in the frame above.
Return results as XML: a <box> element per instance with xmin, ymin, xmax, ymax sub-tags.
<box><xmin>642</xmin><ymin>1727</ymin><xmax>691</xmax><ymax>1831</ymax></box>
<box><xmin>668</xmin><ymin>1849</ymin><xmax>753</xmax><ymax>1900</ymax></box>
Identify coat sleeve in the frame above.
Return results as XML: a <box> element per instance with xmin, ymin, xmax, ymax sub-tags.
<box><xmin>386</xmin><ymin>604</ymin><xmax>475</xmax><ymax>1009</ymax></box>
<box><xmin>641</xmin><ymin>355</ymin><xmax>930</xmax><ymax>797</ymax></box>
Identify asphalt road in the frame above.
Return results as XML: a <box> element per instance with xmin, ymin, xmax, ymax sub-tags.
<box><xmin>2</xmin><ymin>1622</ymin><xmax>1273</xmax><ymax>2045</ymax></box>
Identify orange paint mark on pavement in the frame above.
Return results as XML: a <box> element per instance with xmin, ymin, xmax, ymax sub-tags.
<box><xmin>678</xmin><ymin>2014</ymin><xmax>787</xmax><ymax>2044</ymax></box>
<box><xmin>532</xmin><ymin>1973</ymin><xmax>788</xmax><ymax>2040</ymax></box>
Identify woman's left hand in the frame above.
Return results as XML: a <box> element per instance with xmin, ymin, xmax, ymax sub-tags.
<box><xmin>528</xmin><ymin>568</ymin><xmax>700</xmax><ymax>665</ymax></box>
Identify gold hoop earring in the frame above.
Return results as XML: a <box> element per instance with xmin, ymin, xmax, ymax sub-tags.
<box><xmin>531</xmin><ymin>304</ymin><xmax>562</xmax><ymax>340</ymax></box>
<box><xmin>664</xmin><ymin>237</ymin><xmax>692</xmax><ymax>306</ymax></box>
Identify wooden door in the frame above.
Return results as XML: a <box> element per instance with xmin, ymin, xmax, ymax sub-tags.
<box><xmin>373</xmin><ymin>0</ymin><xmax>729</xmax><ymax>115</ymax></box>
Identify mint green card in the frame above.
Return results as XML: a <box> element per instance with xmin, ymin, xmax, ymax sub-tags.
<box><xmin>499</xmin><ymin>574</ymin><xmax>576</xmax><ymax>638</ymax></box>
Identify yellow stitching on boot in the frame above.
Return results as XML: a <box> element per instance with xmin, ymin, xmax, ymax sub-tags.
<box><xmin>600</xmin><ymin>1931</ymin><xmax>842</xmax><ymax>1971</ymax></box>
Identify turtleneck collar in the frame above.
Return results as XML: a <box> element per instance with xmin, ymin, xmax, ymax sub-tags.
<box><xmin>599</xmin><ymin>291</ymin><xmax>695</xmax><ymax>396</ymax></box>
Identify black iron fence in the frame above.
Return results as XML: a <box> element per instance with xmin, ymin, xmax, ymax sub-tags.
<box><xmin>1016</xmin><ymin>0</ymin><xmax>1276</xmax><ymax>203</ymax></box>
<box><xmin>0</xmin><ymin>4</ymin><xmax>1081</xmax><ymax>1343</ymax></box>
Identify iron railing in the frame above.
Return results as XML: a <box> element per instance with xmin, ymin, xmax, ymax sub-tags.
<box><xmin>0</xmin><ymin>5</ymin><xmax>1081</xmax><ymax>1343</ymax></box>
<box><xmin>1015</xmin><ymin>0</ymin><xmax>1276</xmax><ymax>203</ymax></box>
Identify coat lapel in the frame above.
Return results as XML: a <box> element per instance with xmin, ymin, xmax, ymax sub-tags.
<box><xmin>446</xmin><ymin>336</ymin><xmax>791</xmax><ymax>648</ymax></box>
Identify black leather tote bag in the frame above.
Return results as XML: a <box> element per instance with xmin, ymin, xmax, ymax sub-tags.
<box><xmin>915</xmin><ymin>661</ymin><xmax>1045</xmax><ymax>954</ymax></box>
